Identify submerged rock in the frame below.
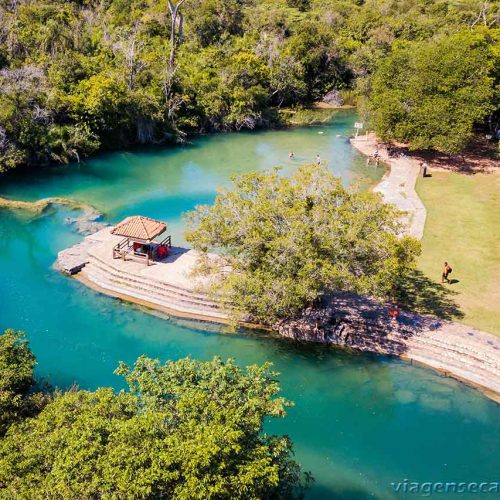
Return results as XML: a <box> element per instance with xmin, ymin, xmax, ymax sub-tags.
<box><xmin>0</xmin><ymin>195</ymin><xmax>106</xmax><ymax>236</ymax></box>
<box><xmin>65</xmin><ymin>206</ymin><xmax>107</xmax><ymax>235</ymax></box>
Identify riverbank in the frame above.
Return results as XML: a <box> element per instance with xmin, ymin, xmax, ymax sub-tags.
<box><xmin>350</xmin><ymin>133</ymin><xmax>426</xmax><ymax>239</ymax></box>
<box><xmin>346</xmin><ymin>133</ymin><xmax>500</xmax><ymax>400</ymax></box>
<box><xmin>5</xmin><ymin>121</ymin><xmax>494</xmax><ymax>402</ymax></box>
<box><xmin>276</xmin><ymin>294</ymin><xmax>500</xmax><ymax>403</ymax></box>
<box><xmin>49</xmin><ymin>130</ymin><xmax>500</xmax><ymax>402</ymax></box>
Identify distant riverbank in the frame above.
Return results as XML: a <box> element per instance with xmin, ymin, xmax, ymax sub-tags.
<box><xmin>350</xmin><ymin>132</ymin><xmax>426</xmax><ymax>239</ymax></box>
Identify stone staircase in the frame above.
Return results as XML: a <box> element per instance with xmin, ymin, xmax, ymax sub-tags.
<box><xmin>388</xmin><ymin>329</ymin><xmax>500</xmax><ymax>393</ymax></box>
<box><xmin>81</xmin><ymin>250</ymin><xmax>228</xmax><ymax>322</ymax></box>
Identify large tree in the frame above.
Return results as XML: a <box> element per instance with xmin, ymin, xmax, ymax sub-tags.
<box><xmin>366</xmin><ymin>31</ymin><xmax>497</xmax><ymax>153</ymax></box>
<box><xmin>0</xmin><ymin>356</ymin><xmax>309</xmax><ymax>499</ymax></box>
<box><xmin>185</xmin><ymin>164</ymin><xmax>421</xmax><ymax>324</ymax></box>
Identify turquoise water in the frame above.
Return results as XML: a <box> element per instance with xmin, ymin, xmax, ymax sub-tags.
<box><xmin>0</xmin><ymin>111</ymin><xmax>499</xmax><ymax>499</ymax></box>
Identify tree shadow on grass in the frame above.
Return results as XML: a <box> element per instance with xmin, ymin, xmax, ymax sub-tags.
<box><xmin>395</xmin><ymin>269</ymin><xmax>464</xmax><ymax>321</ymax></box>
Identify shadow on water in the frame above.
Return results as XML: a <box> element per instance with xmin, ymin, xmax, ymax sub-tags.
<box><xmin>396</xmin><ymin>269</ymin><xmax>464</xmax><ymax>321</ymax></box>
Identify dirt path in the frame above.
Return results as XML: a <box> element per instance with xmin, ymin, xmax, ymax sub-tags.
<box><xmin>351</xmin><ymin>133</ymin><xmax>426</xmax><ymax>239</ymax></box>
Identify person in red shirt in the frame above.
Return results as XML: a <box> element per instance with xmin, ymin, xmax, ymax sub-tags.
<box><xmin>389</xmin><ymin>304</ymin><xmax>400</xmax><ymax>322</ymax></box>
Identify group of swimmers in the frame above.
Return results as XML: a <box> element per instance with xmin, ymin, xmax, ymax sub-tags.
<box><xmin>288</xmin><ymin>152</ymin><xmax>322</xmax><ymax>165</ymax></box>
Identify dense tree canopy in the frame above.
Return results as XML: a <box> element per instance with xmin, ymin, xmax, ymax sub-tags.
<box><xmin>0</xmin><ymin>0</ymin><xmax>498</xmax><ymax>171</ymax></box>
<box><xmin>185</xmin><ymin>164</ymin><xmax>421</xmax><ymax>324</ymax></box>
<box><xmin>366</xmin><ymin>30</ymin><xmax>499</xmax><ymax>153</ymax></box>
<box><xmin>0</xmin><ymin>329</ymin><xmax>39</xmax><ymax>435</ymax></box>
<box><xmin>0</xmin><ymin>355</ymin><xmax>309</xmax><ymax>498</ymax></box>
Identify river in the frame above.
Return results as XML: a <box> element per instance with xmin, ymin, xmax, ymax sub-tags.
<box><xmin>0</xmin><ymin>111</ymin><xmax>498</xmax><ymax>499</ymax></box>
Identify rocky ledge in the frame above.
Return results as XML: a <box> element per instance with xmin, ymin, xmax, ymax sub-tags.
<box><xmin>275</xmin><ymin>294</ymin><xmax>500</xmax><ymax>401</ymax></box>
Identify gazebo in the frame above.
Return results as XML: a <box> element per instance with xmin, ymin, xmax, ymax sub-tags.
<box><xmin>111</xmin><ymin>216</ymin><xmax>171</xmax><ymax>265</ymax></box>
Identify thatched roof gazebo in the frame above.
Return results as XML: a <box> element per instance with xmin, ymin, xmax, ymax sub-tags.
<box><xmin>112</xmin><ymin>216</ymin><xmax>167</xmax><ymax>242</ymax></box>
<box><xmin>111</xmin><ymin>216</ymin><xmax>171</xmax><ymax>264</ymax></box>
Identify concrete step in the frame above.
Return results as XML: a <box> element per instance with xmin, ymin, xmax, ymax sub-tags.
<box><xmin>397</xmin><ymin>333</ymin><xmax>499</xmax><ymax>370</ymax></box>
<box><xmin>86</xmin><ymin>255</ymin><xmax>219</xmax><ymax>308</ymax></box>
<box><xmin>408</xmin><ymin>350</ymin><xmax>499</xmax><ymax>393</ymax></box>
<box><xmin>87</xmin><ymin>250</ymin><xmax>212</xmax><ymax>302</ymax></box>
<box><xmin>88</xmin><ymin>274</ymin><xmax>221</xmax><ymax>317</ymax></box>
<box><xmin>399</xmin><ymin>340</ymin><xmax>499</xmax><ymax>381</ymax></box>
<box><xmin>82</xmin><ymin>266</ymin><xmax>228</xmax><ymax>320</ymax></box>
<box><xmin>84</xmin><ymin>264</ymin><xmax>221</xmax><ymax>314</ymax></box>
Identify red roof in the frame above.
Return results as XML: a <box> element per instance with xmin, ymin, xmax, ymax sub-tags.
<box><xmin>111</xmin><ymin>216</ymin><xmax>167</xmax><ymax>241</ymax></box>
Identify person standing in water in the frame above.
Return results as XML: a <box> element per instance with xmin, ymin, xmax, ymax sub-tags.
<box><xmin>316</xmin><ymin>154</ymin><xmax>321</xmax><ymax>165</ymax></box>
<box><xmin>442</xmin><ymin>262</ymin><xmax>452</xmax><ymax>283</ymax></box>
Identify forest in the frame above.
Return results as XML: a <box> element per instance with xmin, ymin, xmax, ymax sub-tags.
<box><xmin>0</xmin><ymin>0</ymin><xmax>499</xmax><ymax>171</ymax></box>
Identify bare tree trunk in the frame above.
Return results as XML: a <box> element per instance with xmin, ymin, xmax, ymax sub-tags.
<box><xmin>164</xmin><ymin>0</ymin><xmax>188</xmax><ymax>119</ymax></box>
<box><xmin>178</xmin><ymin>13</ymin><xmax>184</xmax><ymax>44</ymax></box>
<box><xmin>167</xmin><ymin>0</ymin><xmax>187</xmax><ymax>75</ymax></box>
<box><xmin>470</xmin><ymin>2</ymin><xmax>490</xmax><ymax>28</ymax></box>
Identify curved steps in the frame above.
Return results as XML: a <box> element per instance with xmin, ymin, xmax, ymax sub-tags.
<box><xmin>88</xmin><ymin>250</ymin><xmax>215</xmax><ymax>303</ymax></box>
<box><xmin>386</xmin><ymin>333</ymin><xmax>500</xmax><ymax>392</ymax></box>
<box><xmin>389</xmin><ymin>332</ymin><xmax>499</xmax><ymax>371</ymax></box>
<box><xmin>86</xmin><ymin>256</ymin><xmax>218</xmax><ymax>308</ymax></box>
<box><xmin>82</xmin><ymin>255</ymin><xmax>227</xmax><ymax>321</ymax></box>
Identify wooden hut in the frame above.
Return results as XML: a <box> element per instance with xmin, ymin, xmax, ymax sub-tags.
<box><xmin>111</xmin><ymin>216</ymin><xmax>171</xmax><ymax>265</ymax></box>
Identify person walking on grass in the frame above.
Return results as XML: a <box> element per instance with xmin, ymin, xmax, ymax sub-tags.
<box><xmin>420</xmin><ymin>162</ymin><xmax>428</xmax><ymax>178</ymax></box>
<box><xmin>442</xmin><ymin>262</ymin><xmax>453</xmax><ymax>283</ymax></box>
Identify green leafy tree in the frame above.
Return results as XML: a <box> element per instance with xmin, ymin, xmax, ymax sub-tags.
<box><xmin>366</xmin><ymin>31</ymin><xmax>496</xmax><ymax>153</ymax></box>
<box><xmin>185</xmin><ymin>164</ymin><xmax>421</xmax><ymax>324</ymax></box>
<box><xmin>0</xmin><ymin>330</ymin><xmax>36</xmax><ymax>435</ymax></box>
<box><xmin>0</xmin><ymin>356</ymin><xmax>310</xmax><ymax>499</ymax></box>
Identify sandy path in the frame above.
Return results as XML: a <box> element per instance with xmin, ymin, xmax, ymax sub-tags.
<box><xmin>351</xmin><ymin>133</ymin><xmax>426</xmax><ymax>239</ymax></box>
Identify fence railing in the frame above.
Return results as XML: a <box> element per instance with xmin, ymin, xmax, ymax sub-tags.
<box><xmin>113</xmin><ymin>235</ymin><xmax>172</xmax><ymax>264</ymax></box>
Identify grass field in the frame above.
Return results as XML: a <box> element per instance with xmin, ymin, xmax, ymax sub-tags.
<box><xmin>415</xmin><ymin>170</ymin><xmax>500</xmax><ymax>336</ymax></box>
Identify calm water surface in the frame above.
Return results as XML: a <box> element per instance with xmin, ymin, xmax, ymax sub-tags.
<box><xmin>1</xmin><ymin>111</ymin><xmax>499</xmax><ymax>499</ymax></box>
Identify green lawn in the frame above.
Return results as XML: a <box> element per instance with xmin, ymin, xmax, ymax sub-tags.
<box><xmin>416</xmin><ymin>171</ymin><xmax>500</xmax><ymax>335</ymax></box>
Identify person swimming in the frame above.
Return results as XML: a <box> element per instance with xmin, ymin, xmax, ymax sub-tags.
<box><xmin>289</xmin><ymin>152</ymin><xmax>295</xmax><ymax>159</ymax></box>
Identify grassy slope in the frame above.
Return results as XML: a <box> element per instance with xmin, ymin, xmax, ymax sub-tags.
<box><xmin>416</xmin><ymin>171</ymin><xmax>500</xmax><ymax>336</ymax></box>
